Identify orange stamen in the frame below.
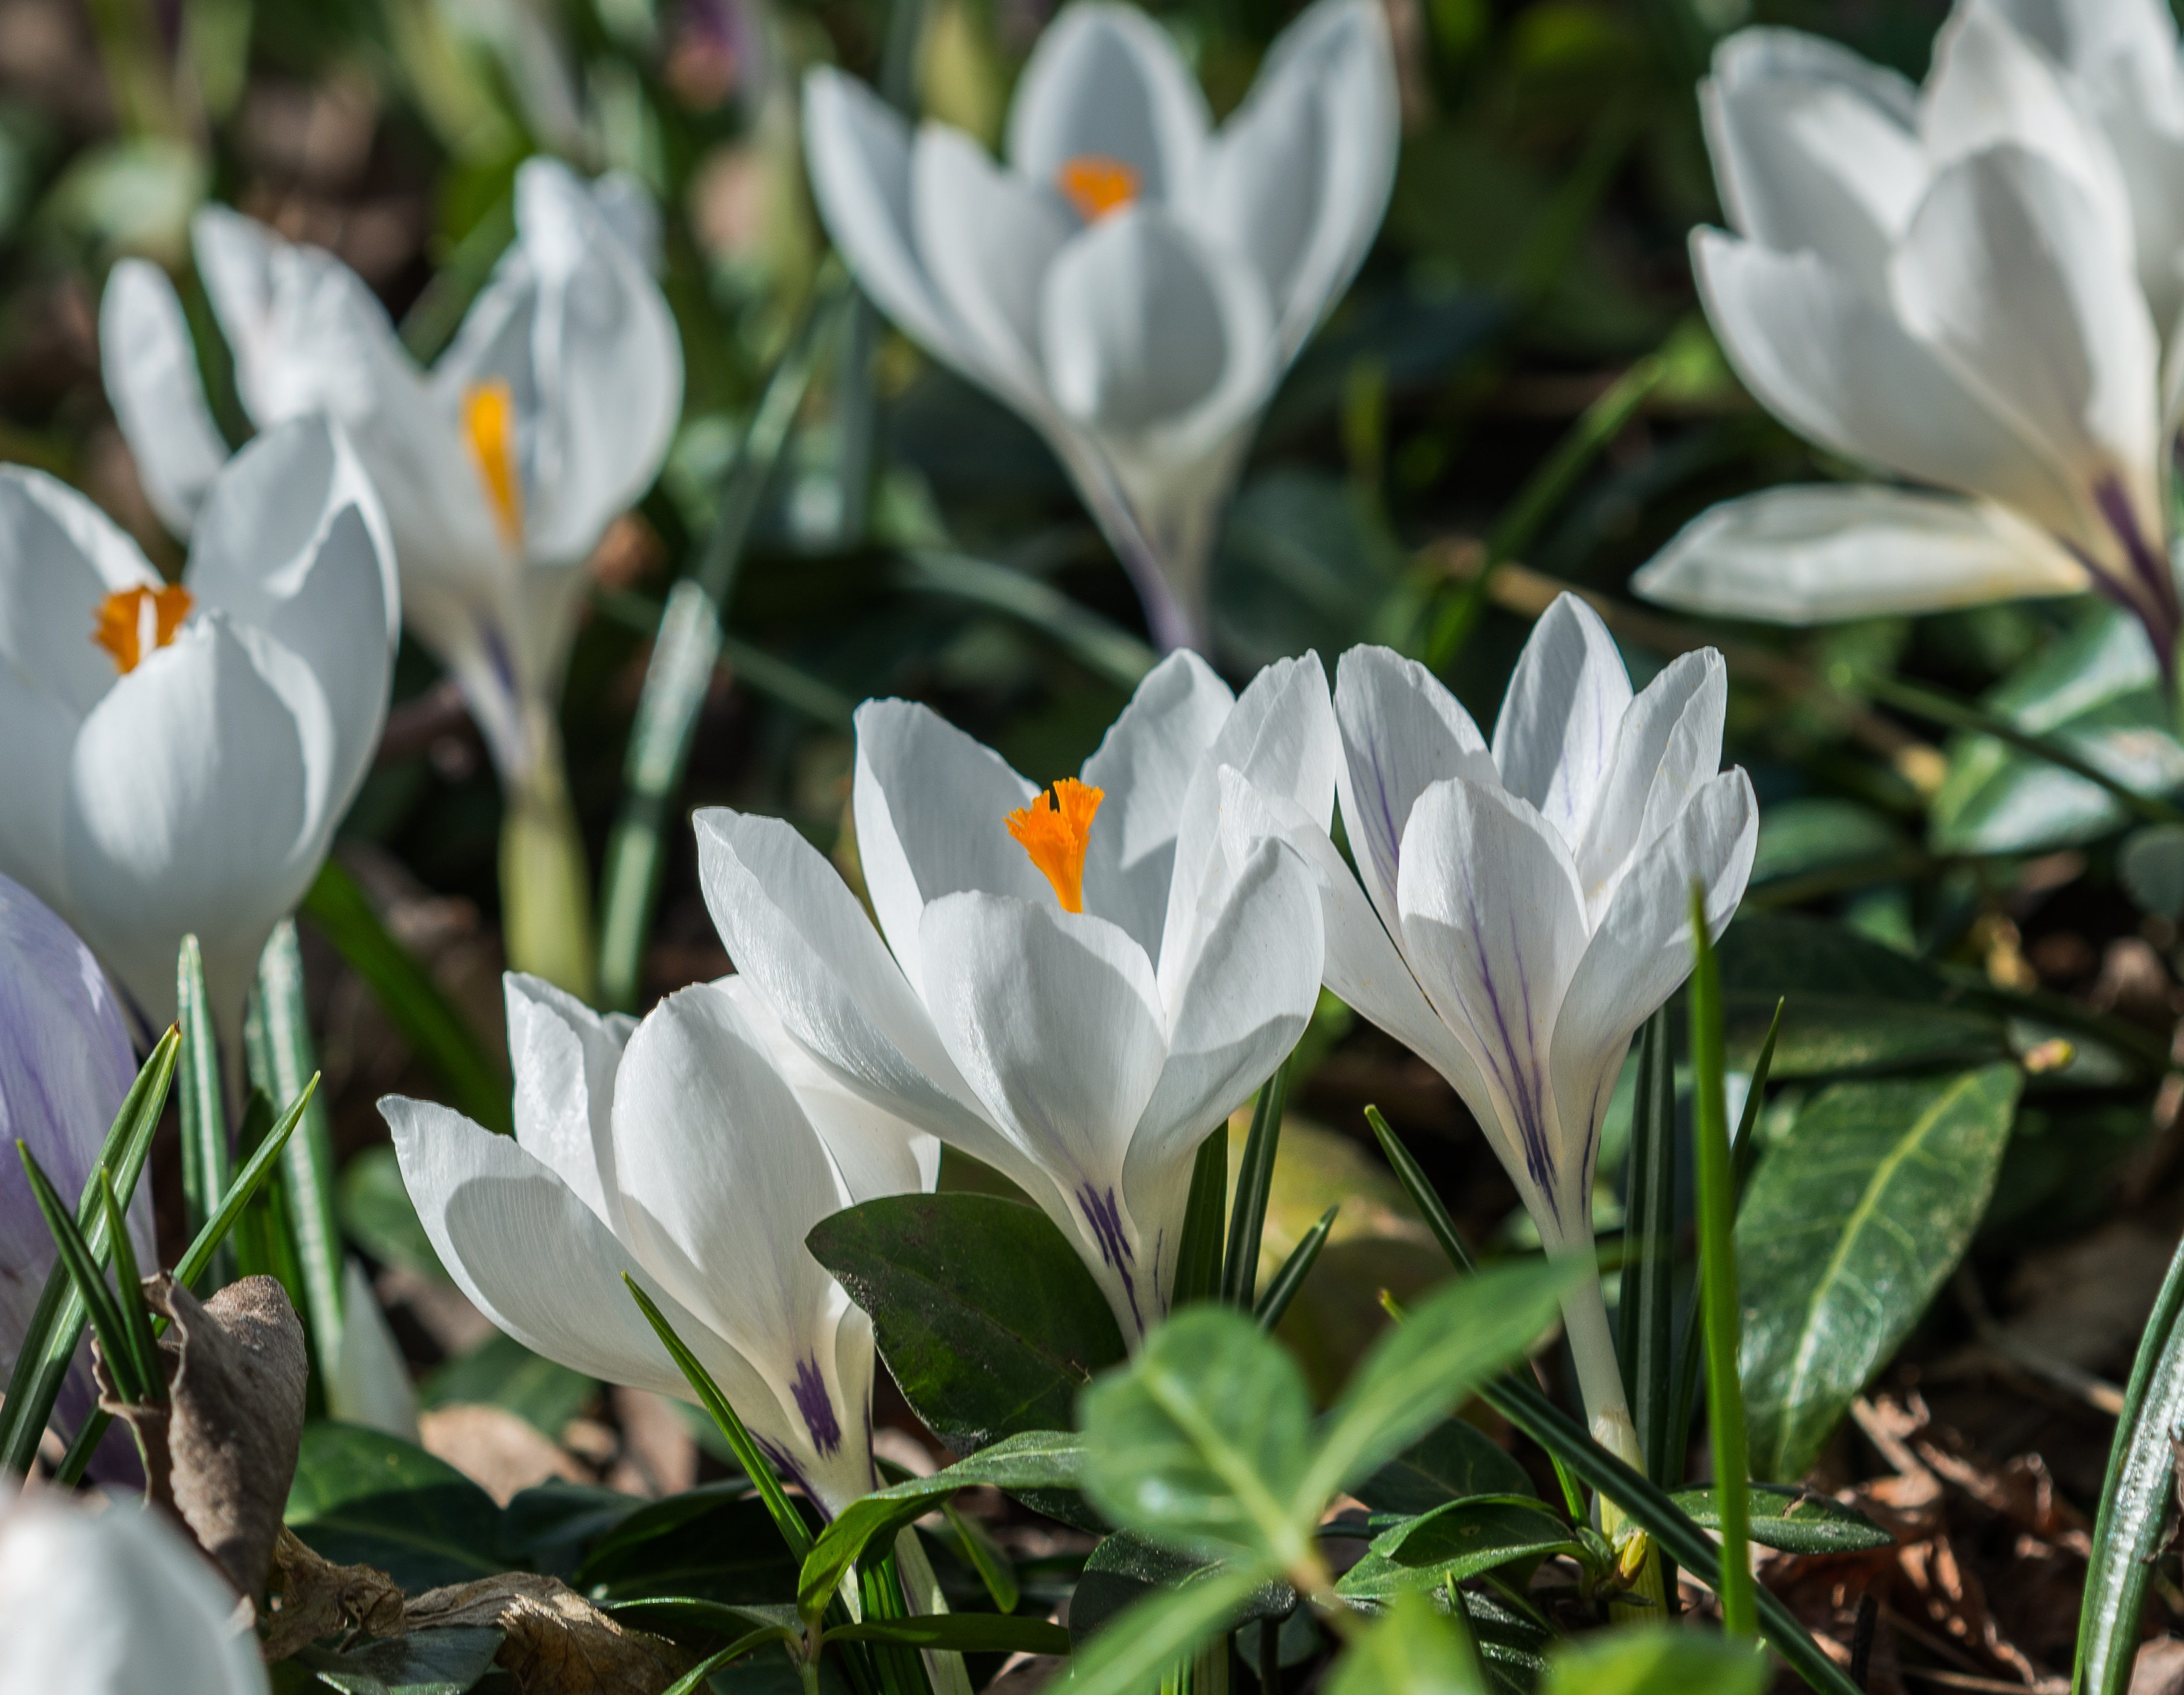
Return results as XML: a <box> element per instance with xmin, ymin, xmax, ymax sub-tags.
<box><xmin>1056</xmin><ymin>155</ymin><xmax>1141</xmax><ymax>224</ymax></box>
<box><xmin>463</xmin><ymin>378</ymin><xmax>524</xmax><ymax>547</ymax></box>
<box><xmin>92</xmin><ymin>584</ymin><xmax>193</xmax><ymax>674</ymax></box>
<box><xmin>1007</xmin><ymin>778</ymin><xmax>1105</xmax><ymax>914</ymax></box>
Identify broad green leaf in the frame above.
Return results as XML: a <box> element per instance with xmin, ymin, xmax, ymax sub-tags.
<box><xmin>420</xmin><ymin>1331</ymin><xmax>598</xmax><ymax>1437</ymax></box>
<box><xmin>1352</xmin><ymin>1417</ymin><xmax>1535</xmax><ymax>1515</ymax></box>
<box><xmin>1079</xmin><ymin>1305</ymin><xmax>1315</xmax><ymax>1565</ymax></box>
<box><xmin>1669</xmin><ymin>1485</ymin><xmax>1893</xmax><ymax>1555</ymax></box>
<box><xmin>340</xmin><ymin>1145</ymin><xmax>447</xmax><ymax>1282</ymax></box>
<box><xmin>576</xmin><ymin>1486</ymin><xmax>804</xmax><ymax>1603</ymax></box>
<box><xmin>1928</xmin><ymin>602</ymin><xmax>2184</xmax><ymax>856</ymax></box>
<box><xmin>807</xmin><ymin>1193</ymin><xmax>1126</xmax><ymax>1454</ymax></box>
<box><xmin>496</xmin><ymin>1481</ymin><xmax>640</xmax><ymax>1576</ymax></box>
<box><xmin>1066</xmin><ymin>1533</ymin><xmax>1295</xmax><ymax>1645</ymax></box>
<box><xmin>1738</xmin><ymin>1064</ymin><xmax>2021</xmax><ymax>1480</ymax></box>
<box><xmin>1716</xmin><ymin>915</ymin><xmax>2004</xmax><ymax>1077</ymax></box>
<box><xmin>1750</xmin><ymin>798</ymin><xmax>1911</xmax><ymax>887</ymax></box>
<box><xmin>1057</xmin><ymin>1567</ymin><xmax>1268</xmax><ymax>1695</ymax></box>
<box><xmin>297</xmin><ymin>1626</ymin><xmax>504</xmax><ymax>1694</ymax></box>
<box><xmin>1304</xmin><ymin>1258</ymin><xmax>1577</xmax><ymax>1506</ymax></box>
<box><xmin>2119</xmin><ymin>823</ymin><xmax>2184</xmax><ymax>917</ymax></box>
<box><xmin>2075</xmin><ymin>1228</ymin><xmax>2184</xmax><ymax>1695</ymax></box>
<box><xmin>1540</xmin><ymin>1628</ymin><xmax>1767</xmax><ymax>1695</ymax></box>
<box><xmin>1335</xmin><ymin>1497</ymin><xmax>1582</xmax><ymax>1600</ymax></box>
<box><xmin>796</xmin><ymin>1431</ymin><xmax>1082</xmax><ymax>1619</ymax></box>
<box><xmin>285</xmin><ymin>1423</ymin><xmax>504</xmax><ymax>1589</ymax></box>
<box><xmin>1326</xmin><ymin>1592</ymin><xmax>1489</xmax><ymax>1695</ymax></box>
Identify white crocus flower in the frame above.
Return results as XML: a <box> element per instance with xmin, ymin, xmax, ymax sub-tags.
<box><xmin>803</xmin><ymin>0</ymin><xmax>1398</xmax><ymax>653</ymax></box>
<box><xmin>1223</xmin><ymin>598</ymin><xmax>1757</xmax><ymax>1457</ymax></box>
<box><xmin>386</xmin><ymin>973</ymin><xmax>939</xmax><ymax>1516</ymax></box>
<box><xmin>0</xmin><ymin>1492</ymin><xmax>268</xmax><ymax>1695</ymax></box>
<box><xmin>1634</xmin><ymin>3</ymin><xmax>2184</xmax><ymax>659</ymax></box>
<box><xmin>694</xmin><ymin>652</ymin><xmax>1330</xmax><ymax>1342</ymax></box>
<box><xmin>0</xmin><ymin>417</ymin><xmax>396</xmax><ymax>1040</ymax></box>
<box><xmin>100</xmin><ymin>159</ymin><xmax>682</xmax><ymax>996</ymax></box>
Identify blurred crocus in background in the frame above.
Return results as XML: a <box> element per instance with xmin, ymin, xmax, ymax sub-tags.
<box><xmin>694</xmin><ymin>653</ymin><xmax>1329</xmax><ymax>1340</ymax></box>
<box><xmin>1222</xmin><ymin>598</ymin><xmax>1757</xmax><ymax>1468</ymax></box>
<box><xmin>387</xmin><ymin>972</ymin><xmax>938</xmax><ymax>1517</ymax></box>
<box><xmin>100</xmin><ymin>158</ymin><xmax>683</xmax><ymax>1001</ymax></box>
<box><xmin>803</xmin><ymin>0</ymin><xmax>1399</xmax><ymax>653</ymax></box>
<box><xmin>1634</xmin><ymin>0</ymin><xmax>2184</xmax><ymax>661</ymax></box>
<box><xmin>0</xmin><ymin>416</ymin><xmax>396</xmax><ymax>1042</ymax></box>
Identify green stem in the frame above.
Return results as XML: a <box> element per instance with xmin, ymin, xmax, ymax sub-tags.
<box><xmin>501</xmin><ymin>715</ymin><xmax>599</xmax><ymax>1003</ymax></box>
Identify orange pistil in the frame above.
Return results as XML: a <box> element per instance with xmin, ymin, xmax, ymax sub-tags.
<box><xmin>1006</xmin><ymin>778</ymin><xmax>1105</xmax><ymax>914</ymax></box>
<box><xmin>92</xmin><ymin>584</ymin><xmax>193</xmax><ymax>674</ymax></box>
<box><xmin>1056</xmin><ymin>155</ymin><xmax>1141</xmax><ymax>224</ymax></box>
<box><xmin>463</xmin><ymin>378</ymin><xmax>525</xmax><ymax>547</ymax></box>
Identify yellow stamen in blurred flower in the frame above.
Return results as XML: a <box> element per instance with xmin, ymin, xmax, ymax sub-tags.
<box><xmin>1007</xmin><ymin>778</ymin><xmax>1104</xmax><ymax>914</ymax></box>
<box><xmin>463</xmin><ymin>378</ymin><xmax>524</xmax><ymax>547</ymax></box>
<box><xmin>1056</xmin><ymin>156</ymin><xmax>1140</xmax><ymax>223</ymax></box>
<box><xmin>92</xmin><ymin>584</ymin><xmax>192</xmax><ymax>674</ymax></box>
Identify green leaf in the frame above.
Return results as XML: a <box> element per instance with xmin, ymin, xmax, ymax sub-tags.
<box><xmin>1737</xmin><ymin>1063</ymin><xmax>2021</xmax><ymax>1480</ymax></box>
<box><xmin>1304</xmin><ymin>1258</ymin><xmax>1578</xmax><ymax>1507</ymax></box>
<box><xmin>495</xmin><ymin>1481</ymin><xmax>639</xmax><ymax>1577</ymax></box>
<box><xmin>302</xmin><ymin>862</ymin><xmax>509</xmax><ymax>1133</ymax></box>
<box><xmin>284</xmin><ymin>1422</ymin><xmax>504</xmax><ymax>1589</ymax></box>
<box><xmin>1066</xmin><ymin>1533</ymin><xmax>1294</xmax><ymax>1646</ymax></box>
<box><xmin>1716</xmin><ymin>915</ymin><xmax>2005</xmax><ymax>1077</ymax></box>
<box><xmin>420</xmin><ymin>1331</ymin><xmax>597</xmax><ymax>1437</ymax></box>
<box><xmin>176</xmin><ymin>934</ymin><xmax>232</xmax><ymax>1290</ymax></box>
<box><xmin>1618</xmin><ymin>1006</ymin><xmax>1677</xmax><ymax>1486</ymax></box>
<box><xmin>1540</xmin><ymin>1627</ymin><xmax>1768</xmax><ymax>1695</ymax></box>
<box><xmin>830</xmin><ymin>1614</ymin><xmax>1070</xmax><ymax>1654</ymax></box>
<box><xmin>807</xmin><ymin>1193</ymin><xmax>1126</xmax><ymax>1454</ymax></box>
<box><xmin>1057</xmin><ymin>1567</ymin><xmax>1269</xmax><ymax>1695</ymax></box>
<box><xmin>1335</xmin><ymin>1497</ymin><xmax>1584</xmax><ymax>1600</ymax></box>
<box><xmin>1326</xmin><ymin>1591</ymin><xmax>1490</xmax><ymax>1695</ymax></box>
<box><xmin>2075</xmin><ymin>1226</ymin><xmax>2184</xmax><ymax>1695</ymax></box>
<box><xmin>797</xmin><ymin>1431</ymin><xmax>1084</xmax><ymax>1621</ymax></box>
<box><xmin>1079</xmin><ymin>1304</ymin><xmax>1316</xmax><ymax>1566</ymax></box>
<box><xmin>15</xmin><ymin>1146</ymin><xmax>144</xmax><ymax>1406</ymax></box>
<box><xmin>2121</xmin><ymin>823</ymin><xmax>2184</xmax><ymax>917</ymax></box>
<box><xmin>296</xmin><ymin>1626</ymin><xmax>505</xmax><ymax>1695</ymax></box>
<box><xmin>1749</xmin><ymin>798</ymin><xmax>1911</xmax><ymax>888</ymax></box>
<box><xmin>1926</xmin><ymin>602</ymin><xmax>2184</xmax><ymax>856</ymax></box>
<box><xmin>339</xmin><ymin>1144</ymin><xmax>449</xmax><ymax>1282</ymax></box>
<box><xmin>1225</xmin><ymin>1067</ymin><xmax>1288</xmax><ymax>1308</ymax></box>
<box><xmin>97</xmin><ymin>1165</ymin><xmax>163</xmax><ymax>1406</ymax></box>
<box><xmin>1172</xmin><ymin>1124</ymin><xmax>1229</xmax><ymax>1307</ymax></box>
<box><xmin>1669</xmin><ymin>1485</ymin><xmax>1893</xmax><ymax>1555</ymax></box>
<box><xmin>658</xmin><ymin>1626</ymin><xmax>801</xmax><ymax>1695</ymax></box>
<box><xmin>576</xmin><ymin>1490</ymin><xmax>803</xmax><ymax>1604</ymax></box>
<box><xmin>1255</xmin><ymin>1204</ymin><xmax>1336</xmax><ymax>1333</ymax></box>
<box><xmin>1352</xmin><ymin>1417</ymin><xmax>1536</xmax><ymax>1515</ymax></box>
<box><xmin>937</xmin><ymin>1501</ymin><xmax>1019</xmax><ymax>1614</ymax></box>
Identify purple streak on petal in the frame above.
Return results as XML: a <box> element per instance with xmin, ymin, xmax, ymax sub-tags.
<box><xmin>2083</xmin><ymin>475</ymin><xmax>2182</xmax><ymax>675</ymax></box>
<box><xmin>482</xmin><ymin>623</ymin><xmax>521</xmax><ymax>705</ymax></box>
<box><xmin>1074</xmin><ymin>1182</ymin><xmax>1144</xmax><ymax>1333</ymax></box>
<box><xmin>790</xmin><ymin>1354</ymin><xmax>842</xmax><ymax>1459</ymax></box>
<box><xmin>752</xmin><ymin>1431</ymin><xmax>822</xmax><ymax>1515</ymax></box>
<box><xmin>1442</xmin><ymin>863</ymin><xmax>1560</xmax><ymax>1222</ymax></box>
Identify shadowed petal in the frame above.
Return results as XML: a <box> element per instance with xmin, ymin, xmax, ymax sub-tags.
<box><xmin>1490</xmin><ymin>595</ymin><xmax>1633</xmax><ymax>853</ymax></box>
<box><xmin>99</xmin><ymin>260</ymin><xmax>232</xmax><ymax>537</ymax></box>
<box><xmin>504</xmin><ymin>971</ymin><xmax>636</xmax><ymax>1238</ymax></box>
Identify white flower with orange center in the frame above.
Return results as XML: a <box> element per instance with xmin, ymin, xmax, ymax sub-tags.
<box><xmin>693</xmin><ymin>652</ymin><xmax>1333</xmax><ymax>1341</ymax></box>
<box><xmin>0</xmin><ymin>417</ymin><xmax>396</xmax><ymax>1039</ymax></box>
<box><xmin>802</xmin><ymin>0</ymin><xmax>1399</xmax><ymax>653</ymax></box>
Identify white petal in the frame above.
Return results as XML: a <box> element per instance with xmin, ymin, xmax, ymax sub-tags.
<box><xmin>65</xmin><ymin>617</ymin><xmax>314</xmax><ymax>1028</ymax></box>
<box><xmin>1700</xmin><ymin>27</ymin><xmax>1924</xmax><ymax>291</ymax></box>
<box><xmin>918</xmin><ymin>892</ymin><xmax>1167</xmax><ymax>1334</ymax></box>
<box><xmin>1490</xmin><ymin>594</ymin><xmax>1634</xmax><ymax>852</ymax></box>
<box><xmin>1202</xmin><ymin>0</ymin><xmax>1398</xmax><ymax>358</ymax></box>
<box><xmin>0</xmin><ymin>661</ymin><xmax>76</xmax><ymax>916</ymax></box>
<box><xmin>1331</xmin><ymin>643</ymin><xmax>1493</xmax><ymax>950</ymax></box>
<box><xmin>1005</xmin><ymin>2</ymin><xmax>1211</xmax><ymax>205</ymax></box>
<box><xmin>184</xmin><ymin>417</ymin><xmax>398</xmax><ymax>820</ymax></box>
<box><xmin>1571</xmin><ymin>649</ymin><xmax>1727</xmax><ymax>918</ymax></box>
<box><xmin>1631</xmin><ymin>483</ymin><xmax>2092</xmax><ymax>621</ymax></box>
<box><xmin>1692</xmin><ymin>227</ymin><xmax>2097</xmax><ymax>551</ymax></box>
<box><xmin>1888</xmin><ymin>144</ymin><xmax>2161</xmax><ymax>561</ymax></box>
<box><xmin>1396</xmin><ymin>779</ymin><xmax>1591</xmax><ymax>1220</ymax></box>
<box><xmin>505</xmin><ymin>970</ymin><xmax>636</xmax><ymax>1236</ymax></box>
<box><xmin>802</xmin><ymin>68</ymin><xmax>981</xmax><ymax>374</ymax></box>
<box><xmin>912</xmin><ymin>124</ymin><xmax>1075</xmax><ymax>410</ymax></box>
<box><xmin>1548</xmin><ymin>770</ymin><xmax>1758</xmax><ymax>1215</ymax></box>
<box><xmin>850</xmin><ymin>698</ymin><xmax>1043</xmax><ymax>988</ymax></box>
<box><xmin>99</xmin><ymin>260</ymin><xmax>230</xmax><ymax>537</ymax></box>
<box><xmin>1079</xmin><ymin>648</ymin><xmax>1235</xmax><ymax>958</ymax></box>
<box><xmin>0</xmin><ymin>467</ymin><xmax>157</xmax><ymax>718</ymax></box>
<box><xmin>0</xmin><ymin>1495</ymin><xmax>268</xmax><ymax>1695</ymax></box>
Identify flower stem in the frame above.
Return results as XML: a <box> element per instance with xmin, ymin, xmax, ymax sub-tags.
<box><xmin>1556</xmin><ymin>1259</ymin><xmax>1669</xmax><ymax>1621</ymax></box>
<box><xmin>500</xmin><ymin>717</ymin><xmax>597</xmax><ymax>1003</ymax></box>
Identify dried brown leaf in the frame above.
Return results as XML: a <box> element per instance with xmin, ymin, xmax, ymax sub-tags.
<box><xmin>404</xmin><ymin>1571</ymin><xmax>686</xmax><ymax>1694</ymax></box>
<box><xmin>261</xmin><ymin>1526</ymin><xmax>407</xmax><ymax>1661</ymax></box>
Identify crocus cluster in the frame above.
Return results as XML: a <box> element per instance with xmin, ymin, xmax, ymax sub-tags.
<box><xmin>1635</xmin><ymin>0</ymin><xmax>2184</xmax><ymax>663</ymax></box>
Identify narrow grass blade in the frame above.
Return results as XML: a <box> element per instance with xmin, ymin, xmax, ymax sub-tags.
<box><xmin>1173</xmin><ymin>1124</ymin><xmax>1229</xmax><ymax>1307</ymax></box>
<box><xmin>1366</xmin><ymin>1106</ymin><xmax>1477</xmax><ymax>1274</ymax></box>
<box><xmin>2075</xmin><ymin>1226</ymin><xmax>2184</xmax><ymax>1694</ymax></box>
<box><xmin>302</xmin><ymin>861</ymin><xmax>509</xmax><ymax>1133</ymax></box>
<box><xmin>0</xmin><ymin>1027</ymin><xmax>177</xmax><ymax>1474</ymax></box>
<box><xmin>892</xmin><ymin>550</ymin><xmax>1157</xmax><ymax>691</ymax></box>
<box><xmin>940</xmin><ymin>1501</ymin><xmax>1019</xmax><ymax>1613</ymax></box>
<box><xmin>176</xmin><ymin>934</ymin><xmax>232</xmax><ymax>1289</ymax></box>
<box><xmin>660</xmin><ymin>1626</ymin><xmax>800</xmax><ymax>1695</ymax></box>
<box><xmin>1618</xmin><ymin>1007</ymin><xmax>1677</xmax><ymax>1486</ymax></box>
<box><xmin>1668</xmin><ymin>997</ymin><xmax>1781</xmax><ymax>1482</ymax></box>
<box><xmin>58</xmin><ymin>1078</ymin><xmax>316</xmax><ymax>1486</ymax></box>
<box><xmin>1255</xmin><ymin>1205</ymin><xmax>1336</xmax><ymax>1332</ymax></box>
<box><xmin>97</xmin><ymin>1167</ymin><xmax>163</xmax><ymax>1406</ymax></box>
<box><xmin>15</xmin><ymin>1146</ymin><xmax>146</xmax><ymax>1406</ymax></box>
<box><xmin>1688</xmin><ymin>887</ymin><xmax>1755</xmax><ymax>1639</ymax></box>
<box><xmin>597</xmin><ymin>276</ymin><xmax>847</xmax><ymax>1013</ymax></box>
<box><xmin>246</xmin><ymin>919</ymin><xmax>345</xmax><ymax>1394</ymax></box>
<box><xmin>1225</xmin><ymin>1065</ymin><xmax>1288</xmax><ymax>1309</ymax></box>
<box><xmin>622</xmin><ymin>1274</ymin><xmax>814</xmax><ymax>1559</ymax></box>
